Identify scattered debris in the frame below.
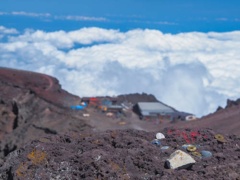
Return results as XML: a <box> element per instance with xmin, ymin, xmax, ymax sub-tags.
<box><xmin>83</xmin><ymin>113</ymin><xmax>90</xmax><ymax>117</ymax></box>
<box><xmin>106</xmin><ymin>112</ymin><xmax>114</xmax><ymax>117</ymax></box>
<box><xmin>118</xmin><ymin>121</ymin><xmax>126</xmax><ymax>125</ymax></box>
<box><xmin>95</xmin><ymin>155</ymin><xmax>101</xmax><ymax>161</ymax></box>
<box><xmin>165</xmin><ymin>150</ymin><xmax>196</xmax><ymax>169</ymax></box>
<box><xmin>182</xmin><ymin>144</ymin><xmax>194</xmax><ymax>151</ymax></box>
<box><xmin>151</xmin><ymin>139</ymin><xmax>161</xmax><ymax>146</ymax></box>
<box><xmin>191</xmin><ymin>151</ymin><xmax>202</xmax><ymax>158</ymax></box>
<box><xmin>0</xmin><ymin>129</ymin><xmax>239</xmax><ymax>179</ymax></box>
<box><xmin>187</xmin><ymin>145</ymin><xmax>197</xmax><ymax>152</ymax></box>
<box><xmin>214</xmin><ymin>134</ymin><xmax>226</xmax><ymax>143</ymax></box>
<box><xmin>201</xmin><ymin>150</ymin><xmax>212</xmax><ymax>158</ymax></box>
<box><xmin>161</xmin><ymin>146</ymin><xmax>170</xmax><ymax>150</ymax></box>
<box><xmin>156</xmin><ymin>132</ymin><xmax>165</xmax><ymax>140</ymax></box>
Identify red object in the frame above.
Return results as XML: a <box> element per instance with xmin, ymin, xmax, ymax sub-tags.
<box><xmin>89</xmin><ymin>97</ymin><xmax>98</xmax><ymax>101</ymax></box>
<box><xmin>89</xmin><ymin>97</ymin><xmax>100</xmax><ymax>106</ymax></box>
<box><xmin>167</xmin><ymin>129</ymin><xmax>205</xmax><ymax>143</ymax></box>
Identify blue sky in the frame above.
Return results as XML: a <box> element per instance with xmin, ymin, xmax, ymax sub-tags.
<box><xmin>1</xmin><ymin>0</ymin><xmax>240</xmax><ymax>33</ymax></box>
<box><xmin>1</xmin><ymin>1</ymin><xmax>240</xmax><ymax>116</ymax></box>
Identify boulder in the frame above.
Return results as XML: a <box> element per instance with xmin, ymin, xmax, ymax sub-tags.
<box><xmin>166</xmin><ymin>150</ymin><xmax>196</xmax><ymax>169</ymax></box>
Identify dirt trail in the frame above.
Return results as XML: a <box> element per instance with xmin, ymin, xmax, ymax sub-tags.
<box><xmin>42</xmin><ymin>74</ymin><xmax>54</xmax><ymax>91</ymax></box>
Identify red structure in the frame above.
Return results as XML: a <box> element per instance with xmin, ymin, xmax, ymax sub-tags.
<box><xmin>81</xmin><ymin>97</ymin><xmax>100</xmax><ymax>107</ymax></box>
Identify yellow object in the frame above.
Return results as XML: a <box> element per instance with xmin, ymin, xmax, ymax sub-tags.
<box><xmin>16</xmin><ymin>163</ymin><xmax>27</xmax><ymax>177</ymax></box>
<box><xmin>187</xmin><ymin>145</ymin><xmax>197</xmax><ymax>152</ymax></box>
<box><xmin>192</xmin><ymin>151</ymin><xmax>202</xmax><ymax>157</ymax></box>
<box><xmin>27</xmin><ymin>149</ymin><xmax>47</xmax><ymax>165</ymax></box>
<box><xmin>118</xmin><ymin>121</ymin><xmax>126</xmax><ymax>125</ymax></box>
<box><xmin>100</xmin><ymin>105</ymin><xmax>107</xmax><ymax>111</ymax></box>
<box><xmin>214</xmin><ymin>134</ymin><xmax>226</xmax><ymax>143</ymax></box>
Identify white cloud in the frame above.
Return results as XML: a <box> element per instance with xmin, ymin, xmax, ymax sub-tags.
<box><xmin>56</xmin><ymin>15</ymin><xmax>107</xmax><ymax>22</ymax></box>
<box><xmin>0</xmin><ymin>11</ymin><xmax>107</xmax><ymax>22</ymax></box>
<box><xmin>1</xmin><ymin>27</ymin><xmax>240</xmax><ymax>117</ymax></box>
<box><xmin>0</xmin><ymin>26</ymin><xmax>19</xmax><ymax>34</ymax></box>
<box><xmin>11</xmin><ymin>11</ymin><xmax>51</xmax><ymax>17</ymax></box>
<box><xmin>128</xmin><ymin>20</ymin><xmax>177</xmax><ymax>26</ymax></box>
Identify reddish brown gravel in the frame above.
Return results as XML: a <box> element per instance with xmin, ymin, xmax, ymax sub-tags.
<box><xmin>0</xmin><ymin>128</ymin><xmax>239</xmax><ymax>179</ymax></box>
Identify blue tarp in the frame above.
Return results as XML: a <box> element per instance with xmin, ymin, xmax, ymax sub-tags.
<box><xmin>71</xmin><ymin>102</ymin><xmax>87</xmax><ymax>110</ymax></box>
<box><xmin>101</xmin><ymin>99</ymin><xmax>112</xmax><ymax>106</ymax></box>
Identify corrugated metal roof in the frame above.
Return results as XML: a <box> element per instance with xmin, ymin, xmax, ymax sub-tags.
<box><xmin>108</xmin><ymin>105</ymin><xmax>122</xmax><ymax>109</ymax></box>
<box><xmin>138</xmin><ymin>102</ymin><xmax>175</xmax><ymax>115</ymax></box>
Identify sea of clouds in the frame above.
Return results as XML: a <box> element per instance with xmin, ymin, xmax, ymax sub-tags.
<box><xmin>1</xmin><ymin>26</ymin><xmax>240</xmax><ymax>117</ymax></box>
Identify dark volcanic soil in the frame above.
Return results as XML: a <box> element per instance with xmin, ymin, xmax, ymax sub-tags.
<box><xmin>0</xmin><ymin>129</ymin><xmax>239</xmax><ymax>179</ymax></box>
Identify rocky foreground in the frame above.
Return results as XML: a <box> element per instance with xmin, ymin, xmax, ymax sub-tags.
<box><xmin>0</xmin><ymin>67</ymin><xmax>91</xmax><ymax>160</ymax></box>
<box><xmin>0</xmin><ymin>67</ymin><xmax>240</xmax><ymax>179</ymax></box>
<box><xmin>0</xmin><ymin>128</ymin><xmax>239</xmax><ymax>179</ymax></box>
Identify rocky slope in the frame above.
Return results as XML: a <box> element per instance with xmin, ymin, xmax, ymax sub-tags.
<box><xmin>0</xmin><ymin>67</ymin><xmax>91</xmax><ymax>160</ymax></box>
<box><xmin>0</xmin><ymin>67</ymin><xmax>190</xmax><ymax>162</ymax></box>
<box><xmin>174</xmin><ymin>98</ymin><xmax>240</xmax><ymax>135</ymax></box>
<box><xmin>0</xmin><ymin>67</ymin><xmax>239</xmax><ymax>179</ymax></box>
<box><xmin>0</xmin><ymin>128</ymin><xmax>239</xmax><ymax>179</ymax></box>
<box><xmin>0</xmin><ymin>67</ymin><xmax>178</xmax><ymax>161</ymax></box>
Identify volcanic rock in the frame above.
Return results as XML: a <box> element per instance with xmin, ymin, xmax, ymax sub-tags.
<box><xmin>171</xmin><ymin>98</ymin><xmax>240</xmax><ymax>135</ymax></box>
<box><xmin>166</xmin><ymin>150</ymin><xmax>196</xmax><ymax>170</ymax></box>
<box><xmin>0</xmin><ymin>128</ymin><xmax>239</xmax><ymax>179</ymax></box>
<box><xmin>0</xmin><ymin>67</ymin><xmax>240</xmax><ymax>179</ymax></box>
<box><xmin>226</xmin><ymin>98</ymin><xmax>240</xmax><ymax>108</ymax></box>
<box><xmin>0</xmin><ymin>67</ymin><xmax>91</xmax><ymax>159</ymax></box>
<box><xmin>0</xmin><ymin>67</ymin><xmax>190</xmax><ymax>161</ymax></box>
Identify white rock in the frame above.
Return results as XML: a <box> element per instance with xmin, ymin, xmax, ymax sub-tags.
<box><xmin>106</xmin><ymin>112</ymin><xmax>114</xmax><ymax>117</ymax></box>
<box><xmin>156</xmin><ymin>132</ymin><xmax>165</xmax><ymax>140</ymax></box>
<box><xmin>185</xmin><ymin>115</ymin><xmax>197</xmax><ymax>121</ymax></box>
<box><xmin>83</xmin><ymin>113</ymin><xmax>90</xmax><ymax>117</ymax></box>
<box><xmin>166</xmin><ymin>150</ymin><xmax>196</xmax><ymax>169</ymax></box>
